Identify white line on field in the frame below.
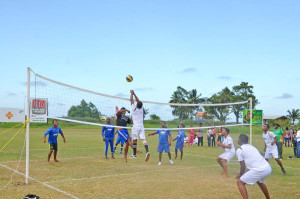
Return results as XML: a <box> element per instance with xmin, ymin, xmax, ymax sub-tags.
<box><xmin>0</xmin><ymin>163</ymin><xmax>80</xmax><ymax>199</ymax></box>
<box><xmin>43</xmin><ymin>163</ymin><xmax>237</xmax><ymax>184</ymax></box>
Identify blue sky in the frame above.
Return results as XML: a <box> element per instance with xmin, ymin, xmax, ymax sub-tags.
<box><xmin>0</xmin><ymin>0</ymin><xmax>299</xmax><ymax>119</ymax></box>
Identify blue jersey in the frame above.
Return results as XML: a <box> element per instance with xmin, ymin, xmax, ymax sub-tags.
<box><xmin>44</xmin><ymin>126</ymin><xmax>63</xmax><ymax>144</ymax></box>
<box><xmin>155</xmin><ymin>128</ymin><xmax>171</xmax><ymax>144</ymax></box>
<box><xmin>102</xmin><ymin>124</ymin><xmax>115</xmax><ymax>139</ymax></box>
<box><xmin>174</xmin><ymin>130</ymin><xmax>185</xmax><ymax>144</ymax></box>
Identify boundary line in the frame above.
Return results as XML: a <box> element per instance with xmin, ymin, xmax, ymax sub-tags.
<box><xmin>0</xmin><ymin>163</ymin><xmax>79</xmax><ymax>199</ymax></box>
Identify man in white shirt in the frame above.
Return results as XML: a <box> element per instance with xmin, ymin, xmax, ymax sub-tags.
<box><xmin>130</xmin><ymin>90</ymin><xmax>150</xmax><ymax>161</ymax></box>
<box><xmin>262</xmin><ymin>124</ymin><xmax>287</xmax><ymax>175</ymax></box>
<box><xmin>216</xmin><ymin>127</ymin><xmax>235</xmax><ymax>178</ymax></box>
<box><xmin>236</xmin><ymin>134</ymin><xmax>272</xmax><ymax>199</ymax></box>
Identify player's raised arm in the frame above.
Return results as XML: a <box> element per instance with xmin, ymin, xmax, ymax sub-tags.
<box><xmin>130</xmin><ymin>90</ymin><xmax>134</xmax><ymax>105</ymax></box>
<box><xmin>132</xmin><ymin>90</ymin><xmax>140</xmax><ymax>102</ymax></box>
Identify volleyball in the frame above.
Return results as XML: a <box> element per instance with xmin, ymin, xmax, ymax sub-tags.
<box><xmin>126</xmin><ymin>75</ymin><xmax>133</xmax><ymax>82</ymax></box>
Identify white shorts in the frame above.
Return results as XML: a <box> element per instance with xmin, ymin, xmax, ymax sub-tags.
<box><xmin>265</xmin><ymin>149</ymin><xmax>278</xmax><ymax>159</ymax></box>
<box><xmin>132</xmin><ymin>125</ymin><xmax>145</xmax><ymax>140</ymax></box>
<box><xmin>240</xmin><ymin>166</ymin><xmax>272</xmax><ymax>185</ymax></box>
<box><xmin>219</xmin><ymin>151</ymin><xmax>235</xmax><ymax>162</ymax></box>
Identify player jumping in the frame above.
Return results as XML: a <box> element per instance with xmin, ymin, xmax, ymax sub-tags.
<box><xmin>130</xmin><ymin>90</ymin><xmax>150</xmax><ymax>161</ymax></box>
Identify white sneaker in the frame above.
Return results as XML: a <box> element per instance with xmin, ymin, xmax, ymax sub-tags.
<box><xmin>130</xmin><ymin>154</ymin><xmax>137</xmax><ymax>158</ymax></box>
<box><xmin>145</xmin><ymin>152</ymin><xmax>150</xmax><ymax>161</ymax></box>
<box><xmin>169</xmin><ymin>160</ymin><xmax>174</xmax><ymax>165</ymax></box>
<box><xmin>158</xmin><ymin>162</ymin><xmax>162</xmax><ymax>166</ymax></box>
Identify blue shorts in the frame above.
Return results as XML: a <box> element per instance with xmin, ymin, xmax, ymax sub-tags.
<box><xmin>157</xmin><ymin>143</ymin><xmax>170</xmax><ymax>153</ymax></box>
<box><xmin>116</xmin><ymin>135</ymin><xmax>125</xmax><ymax>145</ymax></box>
<box><xmin>117</xmin><ymin>129</ymin><xmax>131</xmax><ymax>143</ymax></box>
<box><xmin>175</xmin><ymin>142</ymin><xmax>183</xmax><ymax>151</ymax></box>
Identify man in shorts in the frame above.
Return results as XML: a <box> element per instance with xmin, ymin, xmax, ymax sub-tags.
<box><xmin>130</xmin><ymin>90</ymin><xmax>150</xmax><ymax>161</ymax></box>
<box><xmin>216</xmin><ymin>127</ymin><xmax>235</xmax><ymax>178</ymax></box>
<box><xmin>262</xmin><ymin>124</ymin><xmax>287</xmax><ymax>175</ymax></box>
<box><xmin>236</xmin><ymin>134</ymin><xmax>272</xmax><ymax>199</ymax></box>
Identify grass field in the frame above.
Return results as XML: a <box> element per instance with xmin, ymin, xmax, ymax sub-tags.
<box><xmin>0</xmin><ymin>125</ymin><xmax>300</xmax><ymax>199</ymax></box>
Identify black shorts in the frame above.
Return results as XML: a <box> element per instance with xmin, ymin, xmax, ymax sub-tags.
<box><xmin>49</xmin><ymin>143</ymin><xmax>58</xmax><ymax>150</ymax></box>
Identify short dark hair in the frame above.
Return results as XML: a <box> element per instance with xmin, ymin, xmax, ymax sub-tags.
<box><xmin>52</xmin><ymin>119</ymin><xmax>58</xmax><ymax>124</ymax></box>
<box><xmin>225</xmin><ymin>128</ymin><xmax>230</xmax><ymax>134</ymax></box>
<box><xmin>137</xmin><ymin>101</ymin><xmax>143</xmax><ymax>109</ymax></box>
<box><xmin>286</xmin><ymin>127</ymin><xmax>289</xmax><ymax>130</ymax></box>
<box><xmin>161</xmin><ymin>121</ymin><xmax>166</xmax><ymax>124</ymax></box>
<box><xmin>275</xmin><ymin>123</ymin><xmax>280</xmax><ymax>127</ymax></box>
<box><xmin>121</xmin><ymin>107</ymin><xmax>126</xmax><ymax>110</ymax></box>
<box><xmin>239</xmin><ymin>134</ymin><xmax>248</xmax><ymax>144</ymax></box>
<box><xmin>265</xmin><ymin>124</ymin><xmax>270</xmax><ymax>129</ymax></box>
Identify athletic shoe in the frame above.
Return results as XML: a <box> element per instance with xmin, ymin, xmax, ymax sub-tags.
<box><xmin>158</xmin><ymin>162</ymin><xmax>162</xmax><ymax>166</ymax></box>
<box><xmin>169</xmin><ymin>160</ymin><xmax>174</xmax><ymax>165</ymax></box>
<box><xmin>105</xmin><ymin>156</ymin><xmax>108</xmax><ymax>160</ymax></box>
<box><xmin>145</xmin><ymin>152</ymin><xmax>150</xmax><ymax>162</ymax></box>
<box><xmin>130</xmin><ymin>154</ymin><xmax>137</xmax><ymax>158</ymax></box>
<box><xmin>111</xmin><ymin>155</ymin><xmax>115</xmax><ymax>159</ymax></box>
<box><xmin>120</xmin><ymin>151</ymin><xmax>123</xmax><ymax>155</ymax></box>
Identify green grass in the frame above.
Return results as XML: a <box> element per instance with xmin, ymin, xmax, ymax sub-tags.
<box><xmin>0</xmin><ymin>126</ymin><xmax>300</xmax><ymax>199</ymax></box>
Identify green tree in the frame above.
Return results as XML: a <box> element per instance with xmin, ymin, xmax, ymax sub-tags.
<box><xmin>169</xmin><ymin>86</ymin><xmax>204</xmax><ymax>120</ymax></box>
<box><xmin>286</xmin><ymin>109</ymin><xmax>300</xmax><ymax>125</ymax></box>
<box><xmin>232</xmin><ymin>82</ymin><xmax>259</xmax><ymax>123</ymax></box>
<box><xmin>150</xmin><ymin>114</ymin><xmax>161</xmax><ymax>120</ymax></box>
<box><xmin>205</xmin><ymin>87</ymin><xmax>233</xmax><ymax>123</ymax></box>
<box><xmin>68</xmin><ymin>99</ymin><xmax>101</xmax><ymax>119</ymax></box>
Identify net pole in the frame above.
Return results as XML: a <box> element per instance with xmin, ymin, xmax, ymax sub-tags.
<box><xmin>25</xmin><ymin>67</ymin><xmax>31</xmax><ymax>184</ymax></box>
<box><xmin>249</xmin><ymin>97</ymin><xmax>253</xmax><ymax>145</ymax></box>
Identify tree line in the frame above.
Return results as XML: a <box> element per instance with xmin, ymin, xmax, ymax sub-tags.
<box><xmin>169</xmin><ymin>82</ymin><xmax>258</xmax><ymax>123</ymax></box>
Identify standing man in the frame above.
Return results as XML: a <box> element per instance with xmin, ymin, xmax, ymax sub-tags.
<box><xmin>206</xmin><ymin>128</ymin><xmax>212</xmax><ymax>148</ymax></box>
<box><xmin>296</xmin><ymin>127</ymin><xmax>300</xmax><ymax>158</ymax></box>
<box><xmin>130</xmin><ymin>90</ymin><xmax>150</xmax><ymax>161</ymax></box>
<box><xmin>43</xmin><ymin>120</ymin><xmax>66</xmax><ymax>164</ymax></box>
<box><xmin>216</xmin><ymin>128</ymin><xmax>235</xmax><ymax>178</ymax></box>
<box><xmin>262</xmin><ymin>124</ymin><xmax>287</xmax><ymax>175</ymax></box>
<box><xmin>236</xmin><ymin>134</ymin><xmax>272</xmax><ymax>199</ymax></box>
<box><xmin>148</xmin><ymin>121</ymin><xmax>174</xmax><ymax>166</ymax></box>
<box><xmin>272</xmin><ymin>124</ymin><xmax>284</xmax><ymax>159</ymax></box>
<box><xmin>173</xmin><ymin>124</ymin><xmax>185</xmax><ymax>160</ymax></box>
<box><xmin>197</xmin><ymin>123</ymin><xmax>204</xmax><ymax>147</ymax></box>
<box><xmin>102</xmin><ymin>117</ymin><xmax>115</xmax><ymax>159</ymax></box>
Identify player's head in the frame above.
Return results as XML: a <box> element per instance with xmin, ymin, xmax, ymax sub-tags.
<box><xmin>180</xmin><ymin>123</ymin><xmax>184</xmax><ymax>128</ymax></box>
<box><xmin>106</xmin><ymin>117</ymin><xmax>111</xmax><ymax>123</ymax></box>
<box><xmin>238</xmin><ymin>134</ymin><xmax>248</xmax><ymax>145</ymax></box>
<box><xmin>262</xmin><ymin>124</ymin><xmax>270</xmax><ymax>131</ymax></box>
<box><xmin>285</xmin><ymin>127</ymin><xmax>289</xmax><ymax>131</ymax></box>
<box><xmin>137</xmin><ymin>101</ymin><xmax>143</xmax><ymax>109</ymax></box>
<box><xmin>274</xmin><ymin>123</ymin><xmax>280</xmax><ymax>129</ymax></box>
<box><xmin>52</xmin><ymin>119</ymin><xmax>58</xmax><ymax>127</ymax></box>
<box><xmin>199</xmin><ymin>123</ymin><xmax>203</xmax><ymax>127</ymax></box>
<box><xmin>161</xmin><ymin>121</ymin><xmax>166</xmax><ymax>128</ymax></box>
<box><xmin>221</xmin><ymin>127</ymin><xmax>229</xmax><ymax>135</ymax></box>
<box><xmin>120</xmin><ymin>107</ymin><xmax>126</xmax><ymax>114</ymax></box>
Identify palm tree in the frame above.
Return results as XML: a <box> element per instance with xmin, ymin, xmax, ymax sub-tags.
<box><xmin>287</xmin><ymin>109</ymin><xmax>300</xmax><ymax>125</ymax></box>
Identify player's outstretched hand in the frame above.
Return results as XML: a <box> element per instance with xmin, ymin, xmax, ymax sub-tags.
<box><xmin>130</xmin><ymin>90</ymin><xmax>134</xmax><ymax>94</ymax></box>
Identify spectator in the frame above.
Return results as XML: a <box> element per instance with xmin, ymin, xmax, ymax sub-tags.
<box><xmin>297</xmin><ymin>128</ymin><xmax>300</xmax><ymax>158</ymax></box>
<box><xmin>272</xmin><ymin>124</ymin><xmax>284</xmax><ymax>159</ymax></box>
<box><xmin>197</xmin><ymin>123</ymin><xmax>204</xmax><ymax>147</ymax></box>
<box><xmin>187</xmin><ymin>125</ymin><xmax>195</xmax><ymax>147</ymax></box>
<box><xmin>207</xmin><ymin>128</ymin><xmax>212</xmax><ymax>148</ymax></box>
<box><xmin>211</xmin><ymin>126</ymin><xmax>216</xmax><ymax>148</ymax></box>
<box><xmin>284</xmin><ymin>127</ymin><xmax>291</xmax><ymax>147</ymax></box>
<box><xmin>292</xmin><ymin>129</ymin><xmax>298</xmax><ymax>157</ymax></box>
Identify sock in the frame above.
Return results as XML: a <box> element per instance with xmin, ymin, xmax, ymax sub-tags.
<box><xmin>113</xmin><ymin>146</ymin><xmax>117</xmax><ymax>152</ymax></box>
<box><xmin>120</xmin><ymin>147</ymin><xmax>123</xmax><ymax>152</ymax></box>
<box><xmin>133</xmin><ymin>143</ymin><xmax>137</xmax><ymax>155</ymax></box>
<box><xmin>144</xmin><ymin>143</ymin><xmax>149</xmax><ymax>153</ymax></box>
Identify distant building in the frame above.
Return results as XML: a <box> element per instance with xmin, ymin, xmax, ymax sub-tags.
<box><xmin>263</xmin><ymin>116</ymin><xmax>288</xmax><ymax>125</ymax></box>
